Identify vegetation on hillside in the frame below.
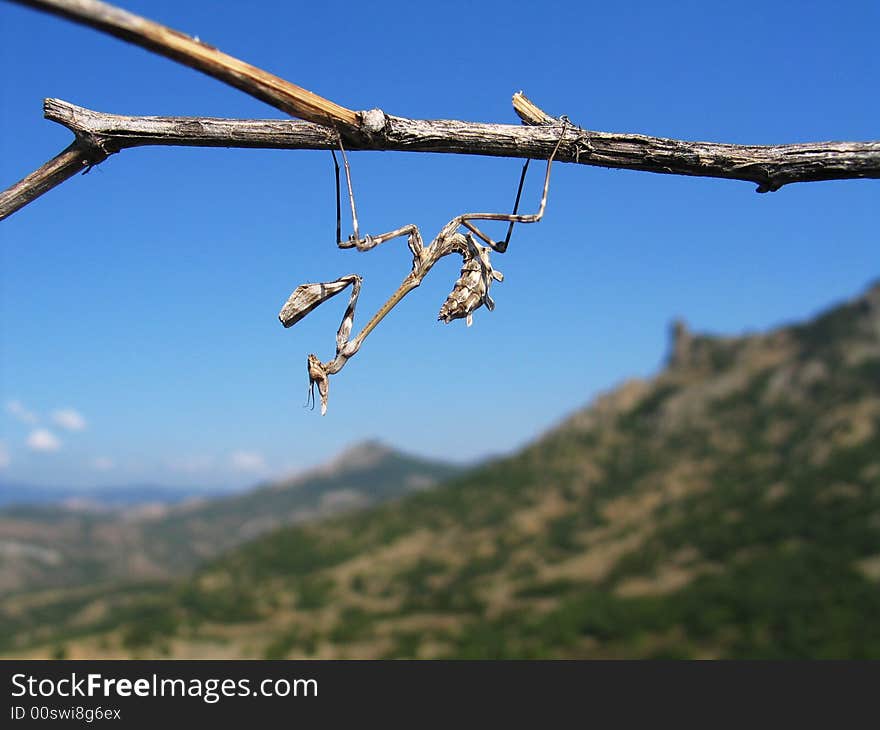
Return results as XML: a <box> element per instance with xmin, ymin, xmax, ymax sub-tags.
<box><xmin>3</xmin><ymin>285</ymin><xmax>879</xmax><ymax>659</ymax></box>
<box><xmin>0</xmin><ymin>443</ymin><xmax>457</xmax><ymax>595</ymax></box>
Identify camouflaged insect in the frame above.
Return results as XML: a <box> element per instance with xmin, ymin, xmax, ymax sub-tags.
<box><xmin>279</xmin><ymin>122</ymin><xmax>568</xmax><ymax>414</ymax></box>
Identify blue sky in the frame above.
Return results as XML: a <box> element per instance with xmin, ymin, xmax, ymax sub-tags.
<box><xmin>1</xmin><ymin>0</ymin><xmax>877</xmax><ymax>489</ymax></box>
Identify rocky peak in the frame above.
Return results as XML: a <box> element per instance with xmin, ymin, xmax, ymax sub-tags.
<box><xmin>322</xmin><ymin>440</ymin><xmax>394</xmax><ymax>474</ymax></box>
<box><xmin>858</xmin><ymin>280</ymin><xmax>880</xmax><ymax>339</ymax></box>
<box><xmin>667</xmin><ymin>318</ymin><xmax>694</xmax><ymax>369</ymax></box>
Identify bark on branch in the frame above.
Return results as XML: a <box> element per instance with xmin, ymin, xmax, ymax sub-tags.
<box><xmin>2</xmin><ymin>96</ymin><xmax>878</xmax><ymax>220</ymax></box>
<box><xmin>0</xmin><ymin>140</ymin><xmax>108</xmax><ymax>218</ymax></box>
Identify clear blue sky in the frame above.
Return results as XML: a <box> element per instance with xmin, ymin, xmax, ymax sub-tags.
<box><xmin>1</xmin><ymin>0</ymin><xmax>877</xmax><ymax>489</ymax></box>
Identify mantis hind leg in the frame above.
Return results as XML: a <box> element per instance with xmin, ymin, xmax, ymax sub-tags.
<box><xmin>331</xmin><ymin>135</ymin><xmax>426</xmax><ymax>262</ymax></box>
<box><xmin>457</xmin><ymin>119</ymin><xmax>569</xmax><ymax>251</ymax></box>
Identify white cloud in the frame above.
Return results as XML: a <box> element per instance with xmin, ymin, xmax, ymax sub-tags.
<box><xmin>168</xmin><ymin>455</ymin><xmax>214</xmax><ymax>474</ymax></box>
<box><xmin>92</xmin><ymin>457</ymin><xmax>114</xmax><ymax>471</ymax></box>
<box><xmin>230</xmin><ymin>451</ymin><xmax>267</xmax><ymax>472</ymax></box>
<box><xmin>52</xmin><ymin>408</ymin><xmax>87</xmax><ymax>432</ymax></box>
<box><xmin>0</xmin><ymin>442</ymin><xmax>9</xmax><ymax>469</ymax></box>
<box><xmin>6</xmin><ymin>400</ymin><xmax>38</xmax><ymax>425</ymax></box>
<box><xmin>27</xmin><ymin>429</ymin><xmax>61</xmax><ymax>452</ymax></box>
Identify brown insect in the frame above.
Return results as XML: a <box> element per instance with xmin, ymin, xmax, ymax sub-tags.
<box><xmin>279</xmin><ymin>121</ymin><xmax>568</xmax><ymax>414</ymax></box>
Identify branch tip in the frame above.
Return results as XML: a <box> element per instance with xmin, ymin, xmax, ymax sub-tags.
<box><xmin>512</xmin><ymin>92</ymin><xmax>558</xmax><ymax>127</ymax></box>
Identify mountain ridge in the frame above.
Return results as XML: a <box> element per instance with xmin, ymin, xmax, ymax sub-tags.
<box><xmin>3</xmin><ymin>281</ymin><xmax>879</xmax><ymax>658</ymax></box>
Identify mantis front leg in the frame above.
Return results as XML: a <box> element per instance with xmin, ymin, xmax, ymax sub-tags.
<box><xmin>278</xmin><ymin>266</ymin><xmax>423</xmax><ymax>415</ymax></box>
<box><xmin>278</xmin><ymin>274</ymin><xmax>361</xmax><ymax>415</ymax></box>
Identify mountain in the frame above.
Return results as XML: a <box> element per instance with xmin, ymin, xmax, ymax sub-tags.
<box><xmin>0</xmin><ymin>482</ymin><xmax>230</xmax><ymax>510</ymax></box>
<box><xmin>3</xmin><ymin>283</ymin><xmax>879</xmax><ymax>659</ymax></box>
<box><xmin>0</xmin><ymin>482</ymin><xmax>77</xmax><ymax>508</ymax></box>
<box><xmin>0</xmin><ymin>441</ymin><xmax>459</xmax><ymax>595</ymax></box>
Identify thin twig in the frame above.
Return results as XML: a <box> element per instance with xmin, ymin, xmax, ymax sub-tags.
<box><xmin>9</xmin><ymin>0</ymin><xmax>359</xmax><ymax>128</ymax></box>
<box><xmin>0</xmin><ymin>139</ymin><xmax>108</xmax><ymax>220</ymax></box>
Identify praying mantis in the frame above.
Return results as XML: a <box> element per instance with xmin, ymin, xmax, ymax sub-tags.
<box><xmin>278</xmin><ymin>120</ymin><xmax>569</xmax><ymax>414</ymax></box>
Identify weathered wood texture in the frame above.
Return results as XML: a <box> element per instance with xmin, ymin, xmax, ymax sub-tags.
<box><xmin>0</xmin><ymin>139</ymin><xmax>109</xmax><ymax>220</ymax></box>
<box><xmin>10</xmin><ymin>0</ymin><xmax>358</xmax><ymax>127</ymax></box>
<box><xmin>3</xmin><ymin>96</ymin><xmax>879</xmax><ymax>221</ymax></box>
<box><xmin>43</xmin><ymin>99</ymin><xmax>880</xmax><ymax>193</ymax></box>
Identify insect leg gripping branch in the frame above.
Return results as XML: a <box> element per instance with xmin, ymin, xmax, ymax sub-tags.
<box><xmin>279</xmin><ymin>120</ymin><xmax>569</xmax><ymax>414</ymax></box>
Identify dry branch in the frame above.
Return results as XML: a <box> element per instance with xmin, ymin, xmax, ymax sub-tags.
<box><xmin>2</xmin><ymin>96</ymin><xmax>879</xmax><ymax>220</ymax></box>
<box><xmin>0</xmin><ymin>140</ymin><xmax>108</xmax><ymax>218</ymax></box>
<box><xmin>9</xmin><ymin>0</ymin><xmax>358</xmax><ymax>128</ymax></box>
<box><xmin>4</xmin><ymin>0</ymin><xmax>878</xmax><ymax>221</ymax></box>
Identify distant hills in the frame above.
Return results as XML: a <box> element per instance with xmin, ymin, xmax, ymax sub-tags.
<box><xmin>3</xmin><ymin>283</ymin><xmax>879</xmax><ymax>659</ymax></box>
<box><xmin>0</xmin><ymin>481</ymin><xmax>231</xmax><ymax>510</ymax></box>
<box><xmin>0</xmin><ymin>440</ymin><xmax>460</xmax><ymax>595</ymax></box>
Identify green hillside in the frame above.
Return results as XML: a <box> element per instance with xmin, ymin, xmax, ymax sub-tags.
<box><xmin>0</xmin><ymin>441</ymin><xmax>458</xmax><ymax>595</ymax></box>
<box><xmin>4</xmin><ymin>284</ymin><xmax>879</xmax><ymax>659</ymax></box>
<box><xmin>134</xmin><ymin>441</ymin><xmax>459</xmax><ymax>573</ymax></box>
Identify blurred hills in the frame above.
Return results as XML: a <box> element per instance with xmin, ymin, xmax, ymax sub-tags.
<box><xmin>0</xmin><ymin>482</ymin><xmax>234</xmax><ymax>510</ymax></box>
<box><xmin>3</xmin><ymin>282</ymin><xmax>879</xmax><ymax>659</ymax></box>
<box><xmin>0</xmin><ymin>440</ymin><xmax>459</xmax><ymax>594</ymax></box>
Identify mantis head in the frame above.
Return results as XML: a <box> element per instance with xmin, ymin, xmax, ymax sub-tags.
<box><xmin>306</xmin><ymin>354</ymin><xmax>330</xmax><ymax>416</ymax></box>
